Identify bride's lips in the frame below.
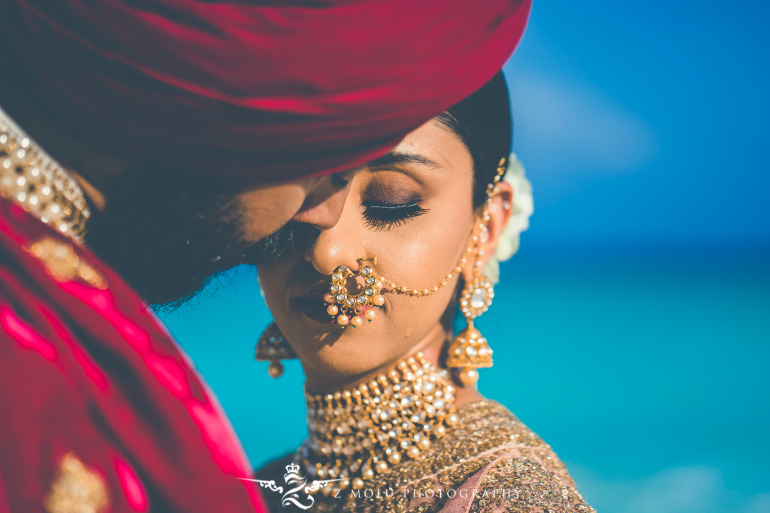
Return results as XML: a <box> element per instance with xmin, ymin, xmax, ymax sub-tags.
<box><xmin>295</xmin><ymin>289</ymin><xmax>334</xmax><ymax>324</ymax></box>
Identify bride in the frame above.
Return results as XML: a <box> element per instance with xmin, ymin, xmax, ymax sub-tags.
<box><xmin>253</xmin><ymin>73</ymin><xmax>594</xmax><ymax>513</ymax></box>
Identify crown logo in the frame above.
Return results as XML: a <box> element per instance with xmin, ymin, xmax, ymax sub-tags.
<box><xmin>284</xmin><ymin>463</ymin><xmax>302</xmax><ymax>481</ymax></box>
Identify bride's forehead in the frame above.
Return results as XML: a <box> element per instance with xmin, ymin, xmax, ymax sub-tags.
<box><xmin>393</xmin><ymin>119</ymin><xmax>473</xmax><ymax>172</ymax></box>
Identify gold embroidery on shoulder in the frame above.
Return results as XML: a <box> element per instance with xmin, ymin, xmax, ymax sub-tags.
<box><xmin>1</xmin><ymin>107</ymin><xmax>90</xmax><ymax>241</ymax></box>
<box><xmin>43</xmin><ymin>452</ymin><xmax>109</xmax><ymax>513</ymax></box>
<box><xmin>470</xmin><ymin>457</ymin><xmax>595</xmax><ymax>513</ymax></box>
<box><xmin>27</xmin><ymin>238</ymin><xmax>107</xmax><ymax>290</ymax></box>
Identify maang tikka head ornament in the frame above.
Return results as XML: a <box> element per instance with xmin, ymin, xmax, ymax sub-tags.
<box><xmin>325</xmin><ymin>158</ymin><xmax>507</xmax><ymax>384</ymax></box>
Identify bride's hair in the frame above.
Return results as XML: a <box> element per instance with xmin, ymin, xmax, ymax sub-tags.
<box><xmin>437</xmin><ymin>71</ymin><xmax>512</xmax><ymax>209</ymax></box>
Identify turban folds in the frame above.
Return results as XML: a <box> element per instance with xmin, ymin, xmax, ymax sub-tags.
<box><xmin>0</xmin><ymin>0</ymin><xmax>531</xmax><ymax>182</ymax></box>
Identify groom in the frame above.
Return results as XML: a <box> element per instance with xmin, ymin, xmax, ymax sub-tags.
<box><xmin>0</xmin><ymin>1</ymin><xmax>531</xmax><ymax>512</ymax></box>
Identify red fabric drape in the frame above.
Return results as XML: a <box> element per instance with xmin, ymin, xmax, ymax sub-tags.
<box><xmin>0</xmin><ymin>199</ymin><xmax>265</xmax><ymax>512</ymax></box>
<box><xmin>0</xmin><ymin>0</ymin><xmax>531</xmax><ymax>183</ymax></box>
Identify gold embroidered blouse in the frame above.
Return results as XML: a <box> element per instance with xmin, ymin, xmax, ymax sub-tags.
<box><xmin>256</xmin><ymin>401</ymin><xmax>594</xmax><ymax>513</ymax></box>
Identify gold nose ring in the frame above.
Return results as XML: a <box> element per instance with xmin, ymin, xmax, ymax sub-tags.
<box><xmin>324</xmin><ymin>257</ymin><xmax>385</xmax><ymax>328</ymax></box>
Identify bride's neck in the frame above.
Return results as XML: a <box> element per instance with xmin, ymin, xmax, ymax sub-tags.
<box><xmin>301</xmin><ymin>323</ymin><xmax>484</xmax><ymax>407</ymax></box>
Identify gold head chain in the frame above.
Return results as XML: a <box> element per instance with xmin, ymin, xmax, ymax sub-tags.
<box><xmin>325</xmin><ymin>158</ymin><xmax>507</xmax><ymax>328</ymax></box>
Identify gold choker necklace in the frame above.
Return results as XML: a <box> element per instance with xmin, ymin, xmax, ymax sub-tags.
<box><xmin>300</xmin><ymin>353</ymin><xmax>459</xmax><ymax>491</ymax></box>
<box><xmin>0</xmin><ymin>106</ymin><xmax>89</xmax><ymax>242</ymax></box>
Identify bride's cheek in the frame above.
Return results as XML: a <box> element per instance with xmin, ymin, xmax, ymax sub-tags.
<box><xmin>257</xmin><ymin>265</ymin><xmax>289</xmax><ymax>313</ymax></box>
<box><xmin>387</xmin><ymin>235</ymin><xmax>455</xmax><ymax>287</ymax></box>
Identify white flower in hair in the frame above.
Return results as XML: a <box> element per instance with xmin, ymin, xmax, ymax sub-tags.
<box><xmin>484</xmin><ymin>153</ymin><xmax>533</xmax><ymax>284</ymax></box>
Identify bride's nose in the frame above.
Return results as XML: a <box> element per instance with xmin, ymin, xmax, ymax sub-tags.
<box><xmin>304</xmin><ymin>220</ymin><xmax>365</xmax><ymax>276</ymax></box>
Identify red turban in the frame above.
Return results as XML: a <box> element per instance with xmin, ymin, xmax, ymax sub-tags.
<box><xmin>0</xmin><ymin>0</ymin><xmax>531</xmax><ymax>182</ymax></box>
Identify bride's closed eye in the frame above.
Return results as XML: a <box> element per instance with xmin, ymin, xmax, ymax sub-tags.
<box><xmin>361</xmin><ymin>200</ymin><xmax>429</xmax><ymax>231</ymax></box>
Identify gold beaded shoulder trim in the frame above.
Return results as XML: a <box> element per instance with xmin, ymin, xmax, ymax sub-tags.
<box><xmin>0</xmin><ymin>106</ymin><xmax>89</xmax><ymax>241</ymax></box>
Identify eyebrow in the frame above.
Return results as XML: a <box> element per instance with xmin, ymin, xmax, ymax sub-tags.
<box><xmin>366</xmin><ymin>151</ymin><xmax>442</xmax><ymax>170</ymax></box>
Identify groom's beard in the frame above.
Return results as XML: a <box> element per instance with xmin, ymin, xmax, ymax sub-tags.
<box><xmin>84</xmin><ymin>171</ymin><xmax>318</xmax><ymax>312</ymax></box>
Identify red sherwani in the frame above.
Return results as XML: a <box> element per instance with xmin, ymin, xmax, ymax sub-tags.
<box><xmin>0</xmin><ymin>198</ymin><xmax>265</xmax><ymax>512</ymax></box>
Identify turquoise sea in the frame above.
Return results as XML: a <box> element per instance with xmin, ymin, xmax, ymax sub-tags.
<box><xmin>160</xmin><ymin>245</ymin><xmax>770</xmax><ymax>513</ymax></box>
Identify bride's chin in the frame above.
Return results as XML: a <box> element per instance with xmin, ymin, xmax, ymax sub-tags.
<box><xmin>298</xmin><ymin>337</ymin><xmax>395</xmax><ymax>383</ymax></box>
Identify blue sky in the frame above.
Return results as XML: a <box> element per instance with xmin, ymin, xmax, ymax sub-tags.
<box><xmin>507</xmin><ymin>1</ymin><xmax>770</xmax><ymax>248</ymax></box>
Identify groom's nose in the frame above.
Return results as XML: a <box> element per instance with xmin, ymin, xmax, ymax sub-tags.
<box><xmin>292</xmin><ymin>172</ymin><xmax>355</xmax><ymax>230</ymax></box>
<box><xmin>292</xmin><ymin>183</ymin><xmax>349</xmax><ymax>230</ymax></box>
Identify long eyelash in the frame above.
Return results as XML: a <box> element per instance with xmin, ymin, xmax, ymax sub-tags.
<box><xmin>362</xmin><ymin>202</ymin><xmax>429</xmax><ymax>231</ymax></box>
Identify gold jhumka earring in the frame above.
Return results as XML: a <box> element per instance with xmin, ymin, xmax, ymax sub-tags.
<box><xmin>325</xmin><ymin>158</ymin><xmax>507</xmax><ymax>384</ymax></box>
<box><xmin>255</xmin><ymin>322</ymin><xmax>296</xmax><ymax>378</ymax></box>
<box><xmin>445</xmin><ymin>230</ymin><xmax>495</xmax><ymax>386</ymax></box>
<box><xmin>445</xmin><ymin>166</ymin><xmax>501</xmax><ymax>386</ymax></box>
